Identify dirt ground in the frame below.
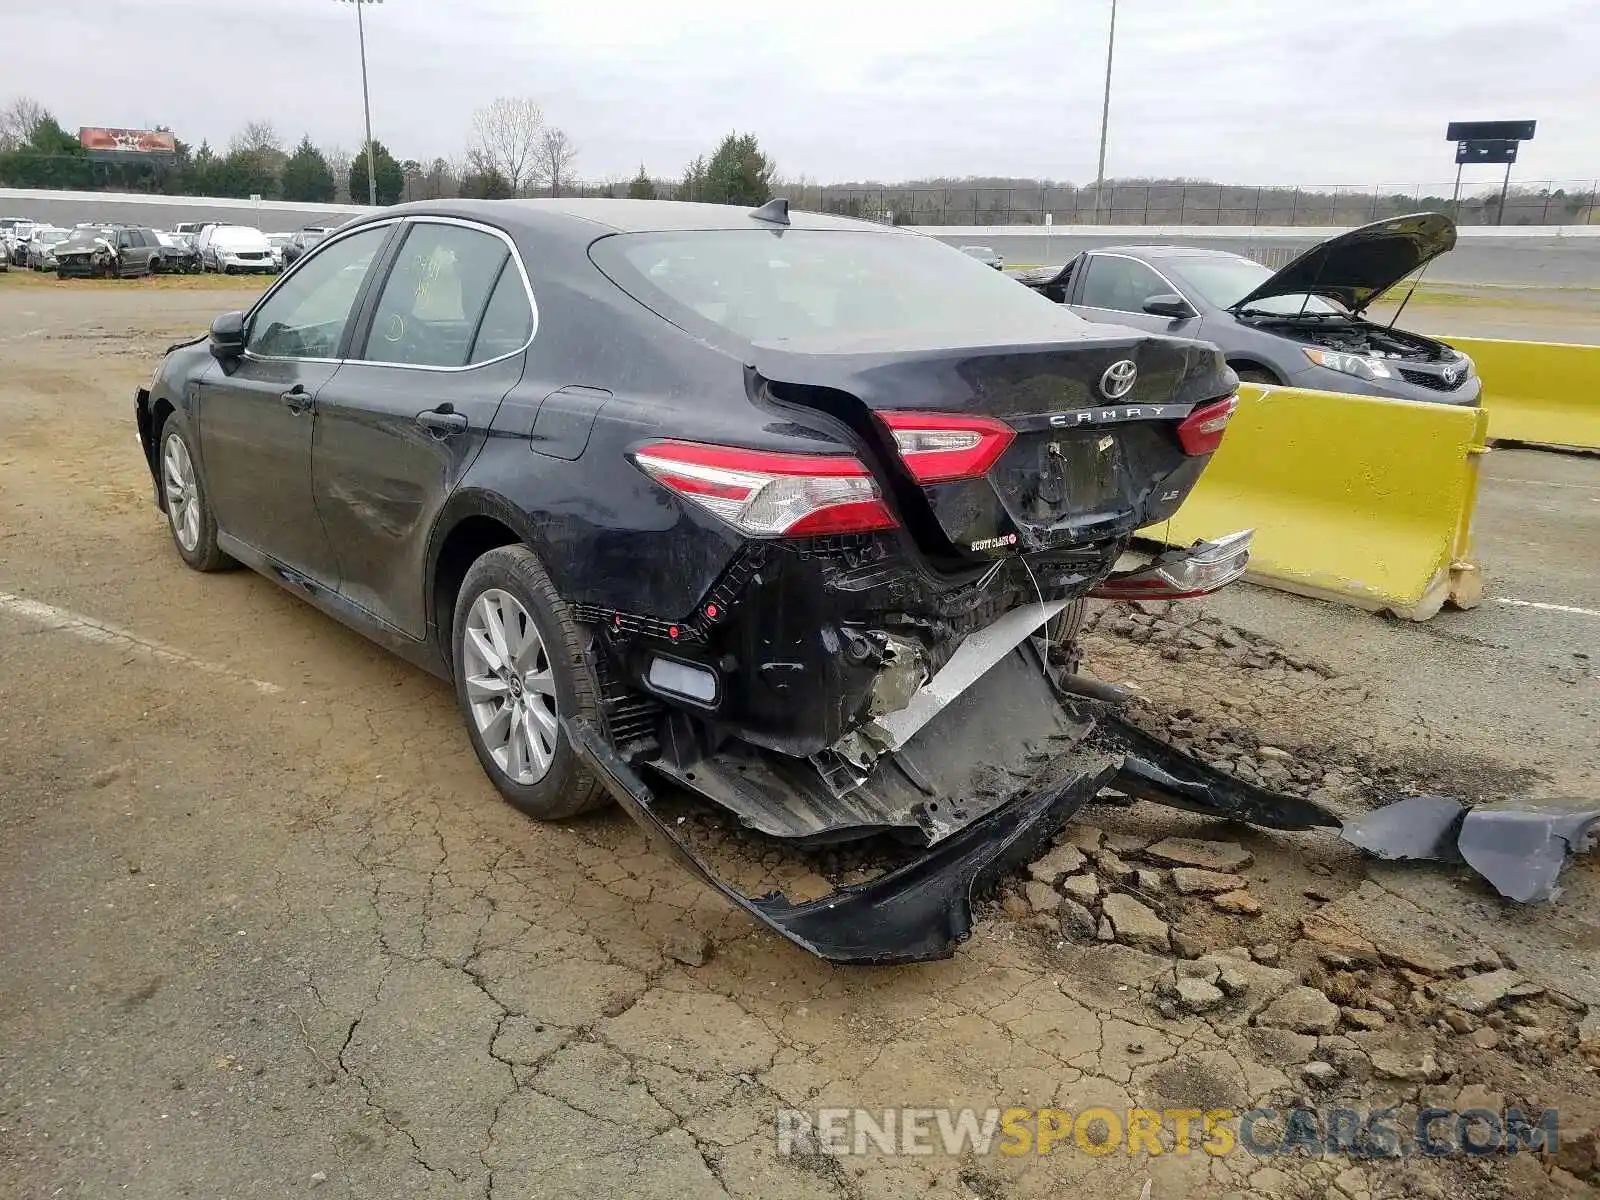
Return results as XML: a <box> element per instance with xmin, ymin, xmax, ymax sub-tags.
<box><xmin>1</xmin><ymin>276</ymin><xmax>1596</xmax><ymax>1200</ymax></box>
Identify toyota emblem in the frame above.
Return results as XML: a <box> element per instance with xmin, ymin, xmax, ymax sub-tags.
<box><xmin>1442</xmin><ymin>366</ymin><xmax>1460</xmax><ymax>385</ymax></box>
<box><xmin>1099</xmin><ymin>359</ymin><xmax>1138</xmax><ymax>400</ymax></box>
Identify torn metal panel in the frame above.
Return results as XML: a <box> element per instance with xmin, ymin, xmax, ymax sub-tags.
<box><xmin>1455</xmin><ymin>798</ymin><xmax>1600</xmax><ymax>903</ymax></box>
<box><xmin>568</xmin><ymin>714</ymin><xmax>1120</xmax><ymax>964</ymax></box>
<box><xmin>1339</xmin><ymin>794</ymin><xmax>1466</xmax><ymax>863</ymax></box>
<box><xmin>870</xmin><ymin>599</ymin><xmax>1068</xmax><ymax>753</ymax></box>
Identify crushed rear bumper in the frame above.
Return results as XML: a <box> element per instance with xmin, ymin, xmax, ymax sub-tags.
<box><xmin>566</xmin><ymin>695</ymin><xmax>1341</xmax><ymax>964</ymax></box>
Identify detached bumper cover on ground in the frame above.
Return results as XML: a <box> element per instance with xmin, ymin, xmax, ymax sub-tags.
<box><xmin>571</xmin><ymin>705</ymin><xmax>1347</xmax><ymax>965</ymax></box>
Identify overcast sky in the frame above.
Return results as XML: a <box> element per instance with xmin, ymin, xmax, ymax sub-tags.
<box><xmin>13</xmin><ymin>0</ymin><xmax>1597</xmax><ymax>187</ymax></box>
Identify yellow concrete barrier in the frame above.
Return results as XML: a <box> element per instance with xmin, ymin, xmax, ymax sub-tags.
<box><xmin>1145</xmin><ymin>384</ymin><xmax>1487</xmax><ymax>620</ymax></box>
<box><xmin>1444</xmin><ymin>336</ymin><xmax>1600</xmax><ymax>450</ymax></box>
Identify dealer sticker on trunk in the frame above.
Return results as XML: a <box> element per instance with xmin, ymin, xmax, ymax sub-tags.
<box><xmin>969</xmin><ymin>533</ymin><xmax>1018</xmax><ymax>552</ymax></box>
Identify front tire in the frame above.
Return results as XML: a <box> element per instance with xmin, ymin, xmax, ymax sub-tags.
<box><xmin>158</xmin><ymin>412</ymin><xmax>230</xmax><ymax>571</ymax></box>
<box><xmin>452</xmin><ymin>546</ymin><xmax>610</xmax><ymax>820</ymax></box>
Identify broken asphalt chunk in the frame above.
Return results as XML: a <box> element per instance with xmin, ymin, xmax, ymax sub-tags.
<box><xmin>1146</xmin><ymin>838</ymin><xmax>1254</xmax><ymax>873</ymax></box>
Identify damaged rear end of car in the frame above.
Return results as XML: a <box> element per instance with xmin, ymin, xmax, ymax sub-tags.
<box><xmin>560</xmin><ymin>219</ymin><xmax>1258</xmax><ymax>962</ymax></box>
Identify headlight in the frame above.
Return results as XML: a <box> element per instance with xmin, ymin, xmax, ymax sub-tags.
<box><xmin>1303</xmin><ymin>347</ymin><xmax>1394</xmax><ymax>381</ymax></box>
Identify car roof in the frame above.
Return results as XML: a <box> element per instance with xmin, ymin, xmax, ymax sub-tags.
<box><xmin>1094</xmin><ymin>245</ymin><xmax>1252</xmax><ymax>262</ymax></box>
<box><xmin>377</xmin><ymin>197</ymin><xmax>900</xmax><ymax>239</ymax></box>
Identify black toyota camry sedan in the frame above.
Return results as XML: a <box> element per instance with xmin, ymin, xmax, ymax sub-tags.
<box><xmin>136</xmin><ymin>198</ymin><xmax>1249</xmax><ymax>960</ymax></box>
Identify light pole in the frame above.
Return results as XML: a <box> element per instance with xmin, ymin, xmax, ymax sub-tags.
<box><xmin>1092</xmin><ymin>0</ymin><xmax>1117</xmax><ymax>225</ymax></box>
<box><xmin>340</xmin><ymin>0</ymin><xmax>380</xmax><ymax>206</ymax></box>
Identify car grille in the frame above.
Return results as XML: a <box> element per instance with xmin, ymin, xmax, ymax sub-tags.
<box><xmin>1399</xmin><ymin>367</ymin><xmax>1465</xmax><ymax>391</ymax></box>
<box><xmin>233</xmin><ymin>251</ymin><xmax>267</xmax><ymax>261</ymax></box>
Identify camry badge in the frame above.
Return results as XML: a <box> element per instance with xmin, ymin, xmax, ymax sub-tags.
<box><xmin>1100</xmin><ymin>359</ymin><xmax>1138</xmax><ymax>400</ymax></box>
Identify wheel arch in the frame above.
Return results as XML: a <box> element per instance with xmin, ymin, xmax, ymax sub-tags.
<box><xmin>138</xmin><ymin>390</ymin><xmax>179</xmax><ymax>510</ymax></box>
<box><xmin>426</xmin><ymin>490</ymin><xmax>568</xmax><ymax>667</ymax></box>
<box><xmin>1224</xmin><ymin>357</ymin><xmax>1284</xmax><ymax>384</ymax></box>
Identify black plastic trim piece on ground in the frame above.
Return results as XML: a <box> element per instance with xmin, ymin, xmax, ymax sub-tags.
<box><xmin>1094</xmin><ymin>707</ymin><xmax>1344</xmax><ymax>831</ymax></box>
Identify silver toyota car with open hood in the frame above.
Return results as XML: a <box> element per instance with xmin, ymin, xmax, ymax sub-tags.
<box><xmin>1015</xmin><ymin>213</ymin><xmax>1480</xmax><ymax>405</ymax></box>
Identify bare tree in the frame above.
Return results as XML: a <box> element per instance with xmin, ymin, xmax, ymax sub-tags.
<box><xmin>0</xmin><ymin>95</ymin><xmax>49</xmax><ymax>150</ymax></box>
<box><xmin>230</xmin><ymin>120</ymin><xmax>282</xmax><ymax>155</ymax></box>
<box><xmin>534</xmin><ymin>127</ymin><xmax>577</xmax><ymax>198</ymax></box>
<box><xmin>470</xmin><ymin>97</ymin><xmax>545</xmax><ymax>196</ymax></box>
<box><xmin>322</xmin><ymin>144</ymin><xmax>354</xmax><ymax>202</ymax></box>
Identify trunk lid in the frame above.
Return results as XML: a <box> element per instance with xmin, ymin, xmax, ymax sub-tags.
<box><xmin>753</xmin><ymin>329</ymin><xmax>1233</xmax><ymax>557</ymax></box>
<box><xmin>1229</xmin><ymin>212</ymin><xmax>1457</xmax><ymax>316</ymax></box>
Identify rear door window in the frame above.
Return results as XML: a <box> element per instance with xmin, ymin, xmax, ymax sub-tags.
<box><xmin>359</xmin><ymin>222</ymin><xmax>513</xmax><ymax>368</ymax></box>
<box><xmin>467</xmin><ymin>262</ymin><xmax>535</xmax><ymax>363</ymax></box>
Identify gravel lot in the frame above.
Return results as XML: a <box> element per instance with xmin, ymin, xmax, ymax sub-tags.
<box><xmin>1</xmin><ymin>276</ymin><xmax>1595</xmax><ymax>1200</ymax></box>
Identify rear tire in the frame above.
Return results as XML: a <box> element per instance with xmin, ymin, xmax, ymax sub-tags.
<box><xmin>452</xmin><ymin>546</ymin><xmax>611</xmax><ymax>821</ymax></box>
<box><xmin>157</xmin><ymin>411</ymin><xmax>230</xmax><ymax>572</ymax></box>
<box><xmin>1045</xmin><ymin>596</ymin><xmax>1089</xmax><ymax>674</ymax></box>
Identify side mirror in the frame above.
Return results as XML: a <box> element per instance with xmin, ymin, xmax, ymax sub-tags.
<box><xmin>209</xmin><ymin>310</ymin><xmax>246</xmax><ymax>359</ymax></box>
<box><xmin>1142</xmin><ymin>293</ymin><xmax>1196</xmax><ymax>319</ymax></box>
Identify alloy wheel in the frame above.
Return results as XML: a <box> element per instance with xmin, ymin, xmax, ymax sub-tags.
<box><xmin>162</xmin><ymin>433</ymin><xmax>201</xmax><ymax>552</ymax></box>
<box><xmin>462</xmin><ymin>588</ymin><xmax>559</xmax><ymax>784</ymax></box>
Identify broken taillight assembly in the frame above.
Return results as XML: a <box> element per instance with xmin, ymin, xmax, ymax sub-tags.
<box><xmin>1090</xmin><ymin>529</ymin><xmax>1254</xmax><ymax>600</ymax></box>
<box><xmin>633</xmin><ymin>441</ymin><xmax>897</xmax><ymax>537</ymax></box>
<box><xmin>877</xmin><ymin>412</ymin><xmax>1015</xmax><ymax>483</ymax></box>
<box><xmin>1176</xmin><ymin>395</ymin><xmax>1238</xmax><ymax>456</ymax></box>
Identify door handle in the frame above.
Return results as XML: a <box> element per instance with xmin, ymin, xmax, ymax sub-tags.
<box><xmin>280</xmin><ymin>385</ymin><xmax>313</xmax><ymax>415</ymax></box>
<box><xmin>416</xmin><ymin>407</ymin><xmax>469</xmax><ymax>436</ymax></box>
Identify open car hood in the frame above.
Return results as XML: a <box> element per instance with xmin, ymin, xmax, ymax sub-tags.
<box><xmin>1230</xmin><ymin>212</ymin><xmax>1457</xmax><ymax>315</ymax></box>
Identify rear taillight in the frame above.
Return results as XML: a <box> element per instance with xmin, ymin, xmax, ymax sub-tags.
<box><xmin>877</xmin><ymin>412</ymin><xmax>1015</xmax><ymax>483</ymax></box>
<box><xmin>1090</xmin><ymin>530</ymin><xmax>1253</xmax><ymax>600</ymax></box>
<box><xmin>1177</xmin><ymin>395</ymin><xmax>1238</xmax><ymax>456</ymax></box>
<box><xmin>633</xmin><ymin>441</ymin><xmax>896</xmax><ymax>538</ymax></box>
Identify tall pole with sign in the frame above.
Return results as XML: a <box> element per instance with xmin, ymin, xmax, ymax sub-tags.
<box><xmin>341</xmin><ymin>0</ymin><xmax>381</xmax><ymax>207</ymax></box>
<box><xmin>1092</xmin><ymin>0</ymin><xmax>1117</xmax><ymax>225</ymax></box>
<box><xmin>1445</xmin><ymin>121</ymin><xmax>1535</xmax><ymax>226</ymax></box>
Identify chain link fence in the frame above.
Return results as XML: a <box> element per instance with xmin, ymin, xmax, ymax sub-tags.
<box><xmin>5</xmin><ymin>158</ymin><xmax>1596</xmax><ymax>227</ymax></box>
<box><xmin>755</xmin><ymin>180</ymin><xmax>1600</xmax><ymax>228</ymax></box>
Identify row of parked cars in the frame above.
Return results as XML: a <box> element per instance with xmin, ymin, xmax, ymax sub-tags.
<box><xmin>0</xmin><ymin>216</ymin><xmax>330</xmax><ymax>280</ymax></box>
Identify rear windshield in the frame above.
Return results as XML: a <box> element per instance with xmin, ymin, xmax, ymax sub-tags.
<box><xmin>591</xmin><ymin>229</ymin><xmax>1082</xmax><ymax>345</ymax></box>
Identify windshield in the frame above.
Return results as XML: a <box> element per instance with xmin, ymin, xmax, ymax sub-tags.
<box><xmin>61</xmin><ymin>229</ymin><xmax>111</xmax><ymax>248</ymax></box>
<box><xmin>1169</xmin><ymin>257</ymin><xmax>1344</xmax><ymax>315</ymax></box>
<box><xmin>592</xmin><ymin>229</ymin><xmax>1082</xmax><ymax>345</ymax></box>
<box><xmin>39</xmin><ymin>230</ymin><xmax>69</xmax><ymax>245</ymax></box>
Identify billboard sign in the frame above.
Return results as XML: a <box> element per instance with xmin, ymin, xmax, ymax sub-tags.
<box><xmin>1444</xmin><ymin>120</ymin><xmax>1536</xmax><ymax>143</ymax></box>
<box><xmin>1455</xmin><ymin>139</ymin><xmax>1519</xmax><ymax>166</ymax></box>
<box><xmin>78</xmin><ymin>127</ymin><xmax>178</xmax><ymax>160</ymax></box>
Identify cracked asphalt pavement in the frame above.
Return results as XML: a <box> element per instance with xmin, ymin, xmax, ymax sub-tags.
<box><xmin>1</xmin><ymin>278</ymin><xmax>1596</xmax><ymax>1200</ymax></box>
